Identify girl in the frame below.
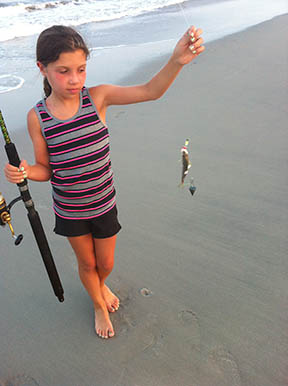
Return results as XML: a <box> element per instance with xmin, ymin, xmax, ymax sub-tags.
<box><xmin>4</xmin><ymin>25</ymin><xmax>205</xmax><ymax>339</ymax></box>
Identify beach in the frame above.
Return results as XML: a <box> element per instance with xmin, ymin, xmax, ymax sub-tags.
<box><xmin>0</xmin><ymin>13</ymin><xmax>288</xmax><ymax>386</ymax></box>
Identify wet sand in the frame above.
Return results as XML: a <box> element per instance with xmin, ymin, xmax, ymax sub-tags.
<box><xmin>0</xmin><ymin>15</ymin><xmax>287</xmax><ymax>386</ymax></box>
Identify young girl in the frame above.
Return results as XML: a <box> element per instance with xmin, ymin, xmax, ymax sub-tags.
<box><xmin>4</xmin><ymin>25</ymin><xmax>204</xmax><ymax>339</ymax></box>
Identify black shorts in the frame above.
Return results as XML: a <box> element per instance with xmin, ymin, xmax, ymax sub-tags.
<box><xmin>54</xmin><ymin>205</ymin><xmax>121</xmax><ymax>239</ymax></box>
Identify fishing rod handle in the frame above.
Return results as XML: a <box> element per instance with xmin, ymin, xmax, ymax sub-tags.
<box><xmin>5</xmin><ymin>142</ymin><xmax>21</xmax><ymax>167</ymax></box>
<box><xmin>28</xmin><ymin>210</ymin><xmax>64</xmax><ymax>302</ymax></box>
<box><xmin>4</xmin><ymin>142</ymin><xmax>34</xmax><ymax>209</ymax></box>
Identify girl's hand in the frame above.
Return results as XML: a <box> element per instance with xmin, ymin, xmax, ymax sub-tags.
<box><xmin>4</xmin><ymin>159</ymin><xmax>30</xmax><ymax>184</ymax></box>
<box><xmin>172</xmin><ymin>26</ymin><xmax>205</xmax><ymax>66</ymax></box>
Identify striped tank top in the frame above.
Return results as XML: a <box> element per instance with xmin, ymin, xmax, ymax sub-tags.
<box><xmin>34</xmin><ymin>87</ymin><xmax>116</xmax><ymax>220</ymax></box>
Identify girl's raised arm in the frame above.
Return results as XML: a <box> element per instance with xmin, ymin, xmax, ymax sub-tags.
<box><xmin>89</xmin><ymin>26</ymin><xmax>204</xmax><ymax>117</ymax></box>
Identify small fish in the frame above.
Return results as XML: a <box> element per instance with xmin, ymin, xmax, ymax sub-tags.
<box><xmin>180</xmin><ymin>139</ymin><xmax>191</xmax><ymax>186</ymax></box>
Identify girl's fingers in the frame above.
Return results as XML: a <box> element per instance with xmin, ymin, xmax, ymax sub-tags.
<box><xmin>187</xmin><ymin>26</ymin><xmax>195</xmax><ymax>36</ymax></box>
<box><xmin>189</xmin><ymin>45</ymin><xmax>205</xmax><ymax>55</ymax></box>
<box><xmin>195</xmin><ymin>28</ymin><xmax>203</xmax><ymax>38</ymax></box>
<box><xmin>19</xmin><ymin>161</ymin><xmax>28</xmax><ymax>180</ymax></box>
<box><xmin>194</xmin><ymin>37</ymin><xmax>203</xmax><ymax>47</ymax></box>
<box><xmin>19</xmin><ymin>166</ymin><xmax>27</xmax><ymax>179</ymax></box>
<box><xmin>188</xmin><ymin>28</ymin><xmax>205</xmax><ymax>55</ymax></box>
<box><xmin>187</xmin><ymin>27</ymin><xmax>203</xmax><ymax>39</ymax></box>
<box><xmin>189</xmin><ymin>37</ymin><xmax>204</xmax><ymax>51</ymax></box>
<box><xmin>186</xmin><ymin>27</ymin><xmax>204</xmax><ymax>53</ymax></box>
<box><xmin>5</xmin><ymin>163</ymin><xmax>17</xmax><ymax>171</ymax></box>
<box><xmin>4</xmin><ymin>163</ymin><xmax>26</xmax><ymax>183</ymax></box>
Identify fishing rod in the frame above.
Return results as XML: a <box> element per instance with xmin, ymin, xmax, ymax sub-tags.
<box><xmin>0</xmin><ymin>110</ymin><xmax>64</xmax><ymax>302</ymax></box>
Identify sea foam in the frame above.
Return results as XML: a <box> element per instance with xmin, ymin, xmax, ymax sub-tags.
<box><xmin>0</xmin><ymin>75</ymin><xmax>25</xmax><ymax>94</ymax></box>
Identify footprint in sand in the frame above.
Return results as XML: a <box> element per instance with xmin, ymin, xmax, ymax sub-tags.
<box><xmin>205</xmin><ymin>346</ymin><xmax>242</xmax><ymax>386</ymax></box>
<box><xmin>116</xmin><ymin>311</ymin><xmax>137</xmax><ymax>334</ymax></box>
<box><xmin>141</xmin><ymin>314</ymin><xmax>161</xmax><ymax>346</ymax></box>
<box><xmin>111</xmin><ymin>282</ymin><xmax>242</xmax><ymax>385</ymax></box>
<box><xmin>114</xmin><ymin>285</ymin><xmax>154</xmax><ymax>335</ymax></box>
<box><xmin>177</xmin><ymin>309</ymin><xmax>202</xmax><ymax>349</ymax></box>
<box><xmin>178</xmin><ymin>309</ymin><xmax>198</xmax><ymax>325</ymax></box>
<box><xmin>115</xmin><ymin>287</ymin><xmax>163</xmax><ymax>356</ymax></box>
<box><xmin>4</xmin><ymin>375</ymin><xmax>39</xmax><ymax>386</ymax></box>
<box><xmin>112</xmin><ymin>284</ymin><xmax>138</xmax><ymax>334</ymax></box>
<box><xmin>129</xmin><ymin>313</ymin><xmax>167</xmax><ymax>361</ymax></box>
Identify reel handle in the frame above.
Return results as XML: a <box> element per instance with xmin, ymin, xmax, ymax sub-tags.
<box><xmin>0</xmin><ymin>192</ymin><xmax>23</xmax><ymax>245</ymax></box>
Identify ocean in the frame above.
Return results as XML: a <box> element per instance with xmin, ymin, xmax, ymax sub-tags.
<box><xmin>0</xmin><ymin>0</ymin><xmax>287</xmax><ymax>93</ymax></box>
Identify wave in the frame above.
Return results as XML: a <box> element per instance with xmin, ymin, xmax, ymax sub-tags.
<box><xmin>0</xmin><ymin>75</ymin><xmax>25</xmax><ymax>93</ymax></box>
<box><xmin>0</xmin><ymin>0</ymin><xmax>189</xmax><ymax>42</ymax></box>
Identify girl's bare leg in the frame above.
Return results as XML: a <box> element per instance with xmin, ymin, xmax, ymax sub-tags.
<box><xmin>68</xmin><ymin>234</ymin><xmax>114</xmax><ymax>339</ymax></box>
<box><xmin>93</xmin><ymin>235</ymin><xmax>120</xmax><ymax>312</ymax></box>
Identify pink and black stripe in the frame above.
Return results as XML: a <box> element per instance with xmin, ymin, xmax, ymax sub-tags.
<box><xmin>34</xmin><ymin>87</ymin><xmax>116</xmax><ymax>219</ymax></box>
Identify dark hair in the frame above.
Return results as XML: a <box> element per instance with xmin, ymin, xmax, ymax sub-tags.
<box><xmin>36</xmin><ymin>25</ymin><xmax>90</xmax><ymax>97</ymax></box>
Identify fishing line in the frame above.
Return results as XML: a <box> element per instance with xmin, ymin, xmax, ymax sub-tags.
<box><xmin>178</xmin><ymin>1</ymin><xmax>190</xmax><ymax>29</ymax></box>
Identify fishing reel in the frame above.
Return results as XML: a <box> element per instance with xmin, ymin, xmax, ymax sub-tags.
<box><xmin>0</xmin><ymin>191</ymin><xmax>23</xmax><ymax>245</ymax></box>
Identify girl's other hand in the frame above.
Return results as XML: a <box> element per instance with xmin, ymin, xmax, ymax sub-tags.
<box><xmin>173</xmin><ymin>26</ymin><xmax>205</xmax><ymax>66</ymax></box>
<box><xmin>4</xmin><ymin>159</ymin><xmax>30</xmax><ymax>184</ymax></box>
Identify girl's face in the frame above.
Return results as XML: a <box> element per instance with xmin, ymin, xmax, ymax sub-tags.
<box><xmin>38</xmin><ymin>49</ymin><xmax>87</xmax><ymax>98</ymax></box>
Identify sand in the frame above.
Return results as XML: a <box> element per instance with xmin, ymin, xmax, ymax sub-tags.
<box><xmin>0</xmin><ymin>15</ymin><xmax>287</xmax><ymax>386</ymax></box>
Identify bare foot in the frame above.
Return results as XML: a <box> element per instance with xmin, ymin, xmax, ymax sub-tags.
<box><xmin>101</xmin><ymin>284</ymin><xmax>120</xmax><ymax>312</ymax></box>
<box><xmin>94</xmin><ymin>305</ymin><xmax>115</xmax><ymax>339</ymax></box>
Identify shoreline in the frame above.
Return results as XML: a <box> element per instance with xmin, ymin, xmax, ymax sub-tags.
<box><xmin>116</xmin><ymin>13</ymin><xmax>288</xmax><ymax>85</ymax></box>
<box><xmin>1</xmin><ymin>13</ymin><xmax>287</xmax><ymax>133</ymax></box>
<box><xmin>1</xmin><ymin>0</ymin><xmax>287</xmax><ymax>93</ymax></box>
<box><xmin>0</xmin><ymin>15</ymin><xmax>287</xmax><ymax>386</ymax></box>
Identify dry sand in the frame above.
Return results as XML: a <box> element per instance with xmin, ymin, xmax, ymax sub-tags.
<box><xmin>0</xmin><ymin>15</ymin><xmax>287</xmax><ymax>386</ymax></box>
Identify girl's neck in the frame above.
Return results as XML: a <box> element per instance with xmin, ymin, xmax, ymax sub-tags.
<box><xmin>46</xmin><ymin>91</ymin><xmax>81</xmax><ymax>121</ymax></box>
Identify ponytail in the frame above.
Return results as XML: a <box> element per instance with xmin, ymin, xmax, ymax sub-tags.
<box><xmin>43</xmin><ymin>77</ymin><xmax>52</xmax><ymax>97</ymax></box>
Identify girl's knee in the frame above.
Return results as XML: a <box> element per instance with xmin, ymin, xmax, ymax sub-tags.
<box><xmin>78</xmin><ymin>257</ymin><xmax>97</xmax><ymax>272</ymax></box>
<box><xmin>97</xmin><ymin>258</ymin><xmax>114</xmax><ymax>273</ymax></box>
